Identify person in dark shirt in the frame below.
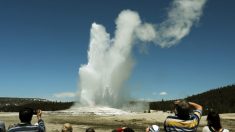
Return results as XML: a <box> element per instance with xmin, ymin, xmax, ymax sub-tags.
<box><xmin>202</xmin><ymin>110</ymin><xmax>229</xmax><ymax>132</ymax></box>
<box><xmin>8</xmin><ymin>108</ymin><xmax>45</xmax><ymax>132</ymax></box>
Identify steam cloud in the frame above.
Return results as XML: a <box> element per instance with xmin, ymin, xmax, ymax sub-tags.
<box><xmin>78</xmin><ymin>0</ymin><xmax>207</xmax><ymax>107</ymax></box>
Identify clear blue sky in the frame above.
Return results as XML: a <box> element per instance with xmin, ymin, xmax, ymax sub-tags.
<box><xmin>0</xmin><ymin>0</ymin><xmax>234</xmax><ymax>101</ymax></box>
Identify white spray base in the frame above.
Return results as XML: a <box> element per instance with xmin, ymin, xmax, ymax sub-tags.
<box><xmin>48</xmin><ymin>106</ymin><xmax>131</xmax><ymax>116</ymax></box>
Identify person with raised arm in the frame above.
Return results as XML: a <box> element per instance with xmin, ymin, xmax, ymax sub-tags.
<box><xmin>164</xmin><ymin>100</ymin><xmax>203</xmax><ymax>132</ymax></box>
<box><xmin>8</xmin><ymin>108</ymin><xmax>45</xmax><ymax>132</ymax></box>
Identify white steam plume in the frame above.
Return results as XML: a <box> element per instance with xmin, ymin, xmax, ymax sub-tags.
<box><xmin>78</xmin><ymin>0</ymin><xmax>207</xmax><ymax>107</ymax></box>
<box><xmin>136</xmin><ymin>0</ymin><xmax>207</xmax><ymax>47</ymax></box>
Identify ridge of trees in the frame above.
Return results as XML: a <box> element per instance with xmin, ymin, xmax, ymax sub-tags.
<box><xmin>0</xmin><ymin>97</ymin><xmax>73</xmax><ymax>112</ymax></box>
<box><xmin>149</xmin><ymin>84</ymin><xmax>235</xmax><ymax>114</ymax></box>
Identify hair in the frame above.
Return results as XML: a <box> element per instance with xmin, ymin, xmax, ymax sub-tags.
<box><xmin>123</xmin><ymin>127</ymin><xmax>134</xmax><ymax>132</ymax></box>
<box><xmin>175</xmin><ymin>100</ymin><xmax>191</xmax><ymax>120</ymax></box>
<box><xmin>19</xmin><ymin>108</ymin><xmax>34</xmax><ymax>123</ymax></box>
<box><xmin>112</xmin><ymin>127</ymin><xmax>134</xmax><ymax>132</ymax></box>
<box><xmin>62</xmin><ymin>123</ymin><xmax>73</xmax><ymax>132</ymax></box>
<box><xmin>207</xmin><ymin>110</ymin><xmax>222</xmax><ymax>131</ymax></box>
<box><xmin>86</xmin><ymin>128</ymin><xmax>95</xmax><ymax>132</ymax></box>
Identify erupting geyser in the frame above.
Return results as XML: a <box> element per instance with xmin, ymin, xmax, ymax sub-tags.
<box><xmin>78</xmin><ymin>0</ymin><xmax>207</xmax><ymax>108</ymax></box>
<box><xmin>79</xmin><ymin>11</ymin><xmax>139</xmax><ymax>107</ymax></box>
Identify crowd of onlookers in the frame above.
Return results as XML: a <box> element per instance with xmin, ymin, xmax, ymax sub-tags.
<box><xmin>0</xmin><ymin>100</ymin><xmax>230</xmax><ymax>132</ymax></box>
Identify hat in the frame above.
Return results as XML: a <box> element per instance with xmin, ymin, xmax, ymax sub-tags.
<box><xmin>149</xmin><ymin>125</ymin><xmax>159</xmax><ymax>132</ymax></box>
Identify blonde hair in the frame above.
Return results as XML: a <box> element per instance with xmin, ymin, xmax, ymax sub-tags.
<box><xmin>62</xmin><ymin>123</ymin><xmax>73</xmax><ymax>132</ymax></box>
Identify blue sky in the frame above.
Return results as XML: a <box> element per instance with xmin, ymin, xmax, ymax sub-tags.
<box><xmin>0</xmin><ymin>0</ymin><xmax>234</xmax><ymax>101</ymax></box>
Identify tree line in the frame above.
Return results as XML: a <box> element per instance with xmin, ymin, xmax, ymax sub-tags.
<box><xmin>0</xmin><ymin>97</ymin><xmax>73</xmax><ymax>112</ymax></box>
<box><xmin>149</xmin><ymin>84</ymin><xmax>235</xmax><ymax>114</ymax></box>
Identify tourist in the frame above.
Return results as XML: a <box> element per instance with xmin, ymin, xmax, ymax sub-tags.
<box><xmin>146</xmin><ymin>125</ymin><xmax>159</xmax><ymax>132</ymax></box>
<box><xmin>62</xmin><ymin>123</ymin><xmax>73</xmax><ymax>132</ymax></box>
<box><xmin>0</xmin><ymin>121</ymin><xmax>6</xmax><ymax>132</ymax></box>
<box><xmin>202</xmin><ymin>110</ymin><xmax>229</xmax><ymax>132</ymax></box>
<box><xmin>85</xmin><ymin>127</ymin><xmax>95</xmax><ymax>132</ymax></box>
<box><xmin>164</xmin><ymin>100</ymin><xmax>203</xmax><ymax>131</ymax></box>
<box><xmin>8</xmin><ymin>108</ymin><xmax>45</xmax><ymax>132</ymax></box>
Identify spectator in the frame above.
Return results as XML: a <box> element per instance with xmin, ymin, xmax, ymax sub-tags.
<box><xmin>85</xmin><ymin>127</ymin><xmax>95</xmax><ymax>132</ymax></box>
<box><xmin>202</xmin><ymin>110</ymin><xmax>229</xmax><ymax>132</ymax></box>
<box><xmin>62</xmin><ymin>123</ymin><xmax>73</xmax><ymax>132</ymax></box>
<box><xmin>8</xmin><ymin>108</ymin><xmax>45</xmax><ymax>132</ymax></box>
<box><xmin>0</xmin><ymin>121</ymin><xmax>6</xmax><ymax>132</ymax></box>
<box><xmin>164</xmin><ymin>100</ymin><xmax>203</xmax><ymax>131</ymax></box>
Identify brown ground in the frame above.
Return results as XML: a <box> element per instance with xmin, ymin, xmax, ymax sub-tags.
<box><xmin>0</xmin><ymin>112</ymin><xmax>234</xmax><ymax>132</ymax></box>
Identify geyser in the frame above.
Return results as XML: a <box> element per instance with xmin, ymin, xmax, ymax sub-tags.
<box><xmin>78</xmin><ymin>0</ymin><xmax>207</xmax><ymax>108</ymax></box>
<box><xmin>79</xmin><ymin>11</ymin><xmax>139</xmax><ymax>107</ymax></box>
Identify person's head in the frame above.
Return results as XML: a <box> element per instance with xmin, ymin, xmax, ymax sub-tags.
<box><xmin>174</xmin><ymin>100</ymin><xmax>191</xmax><ymax>120</ymax></box>
<box><xmin>112</xmin><ymin>127</ymin><xmax>134</xmax><ymax>132</ymax></box>
<box><xmin>19</xmin><ymin>108</ymin><xmax>34</xmax><ymax>123</ymax></box>
<box><xmin>86</xmin><ymin>127</ymin><xmax>95</xmax><ymax>132</ymax></box>
<box><xmin>146</xmin><ymin>125</ymin><xmax>159</xmax><ymax>132</ymax></box>
<box><xmin>207</xmin><ymin>110</ymin><xmax>222</xmax><ymax>130</ymax></box>
<box><xmin>123</xmin><ymin>127</ymin><xmax>134</xmax><ymax>132</ymax></box>
<box><xmin>62</xmin><ymin>123</ymin><xmax>73</xmax><ymax>132</ymax></box>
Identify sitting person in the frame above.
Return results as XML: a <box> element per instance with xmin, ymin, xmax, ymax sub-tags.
<box><xmin>202</xmin><ymin>110</ymin><xmax>229</xmax><ymax>132</ymax></box>
<box><xmin>85</xmin><ymin>127</ymin><xmax>95</xmax><ymax>132</ymax></box>
<box><xmin>164</xmin><ymin>100</ymin><xmax>203</xmax><ymax>132</ymax></box>
<box><xmin>0</xmin><ymin>121</ymin><xmax>6</xmax><ymax>132</ymax></box>
<box><xmin>8</xmin><ymin>108</ymin><xmax>45</xmax><ymax>132</ymax></box>
<box><xmin>112</xmin><ymin>127</ymin><xmax>134</xmax><ymax>132</ymax></box>
<box><xmin>62</xmin><ymin>123</ymin><xmax>73</xmax><ymax>132</ymax></box>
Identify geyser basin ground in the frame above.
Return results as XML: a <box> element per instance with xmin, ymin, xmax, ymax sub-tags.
<box><xmin>50</xmin><ymin>106</ymin><xmax>131</xmax><ymax>115</ymax></box>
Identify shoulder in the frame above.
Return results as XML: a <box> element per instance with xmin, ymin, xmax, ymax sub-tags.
<box><xmin>8</xmin><ymin>124</ymin><xmax>40</xmax><ymax>132</ymax></box>
<box><xmin>193</xmin><ymin>109</ymin><xmax>202</xmax><ymax>116</ymax></box>
<box><xmin>202</xmin><ymin>126</ymin><xmax>210</xmax><ymax>132</ymax></box>
<box><xmin>192</xmin><ymin>109</ymin><xmax>202</xmax><ymax>120</ymax></box>
<box><xmin>222</xmin><ymin>128</ymin><xmax>230</xmax><ymax>132</ymax></box>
